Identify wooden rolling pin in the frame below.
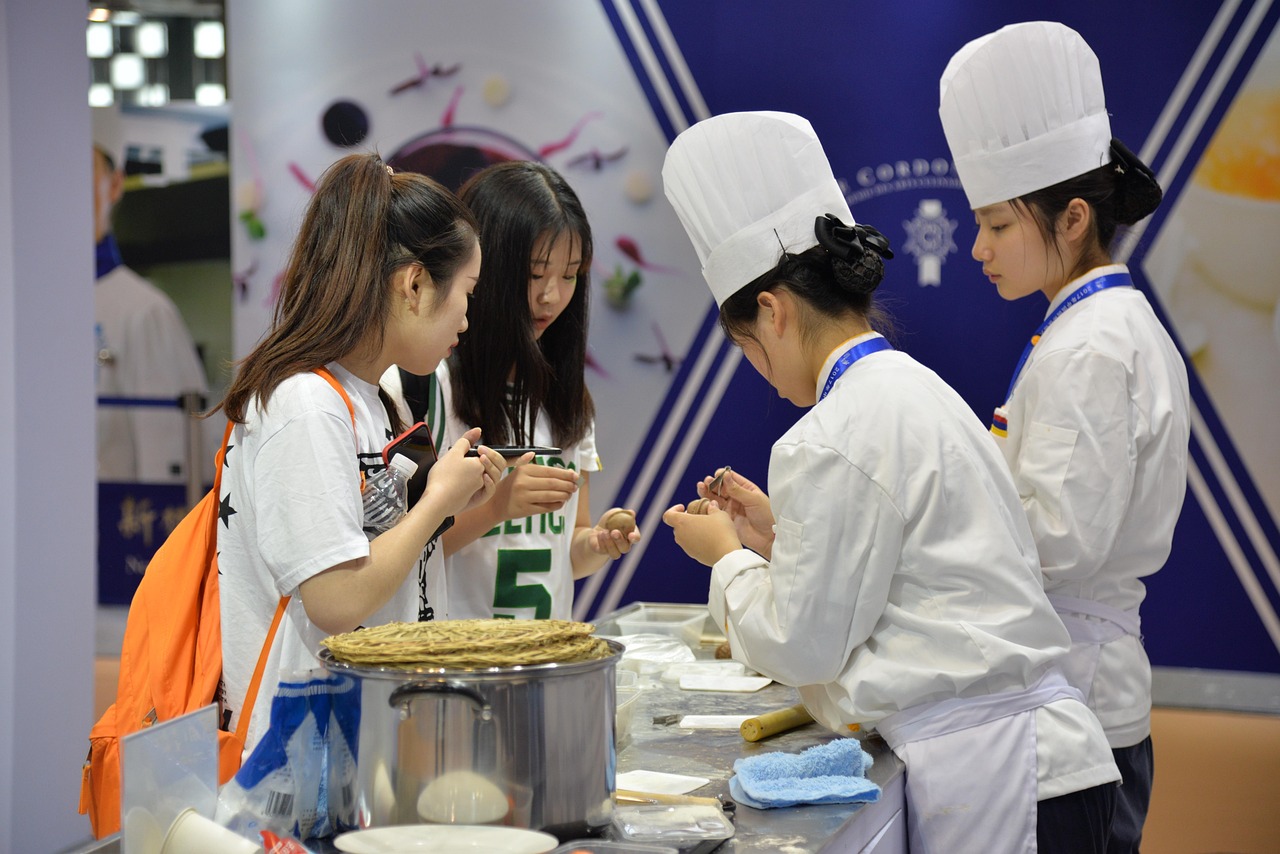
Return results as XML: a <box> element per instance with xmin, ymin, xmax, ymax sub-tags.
<box><xmin>740</xmin><ymin>704</ymin><xmax>816</xmax><ymax>742</ymax></box>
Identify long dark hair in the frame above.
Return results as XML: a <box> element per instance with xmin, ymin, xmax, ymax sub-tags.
<box><xmin>1015</xmin><ymin>138</ymin><xmax>1163</xmax><ymax>280</ymax></box>
<box><xmin>450</xmin><ymin>161</ymin><xmax>595</xmax><ymax>447</ymax></box>
<box><xmin>218</xmin><ymin>153</ymin><xmax>477</xmax><ymax>431</ymax></box>
<box><xmin>721</xmin><ymin>217</ymin><xmax>893</xmax><ymax>354</ymax></box>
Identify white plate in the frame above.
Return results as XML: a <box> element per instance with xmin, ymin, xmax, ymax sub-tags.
<box><xmin>678</xmin><ymin>674</ymin><xmax>772</xmax><ymax>692</ymax></box>
<box><xmin>333</xmin><ymin>824</ymin><xmax>559</xmax><ymax>854</ymax></box>
<box><xmin>678</xmin><ymin>714</ymin><xmax>754</xmax><ymax>729</ymax></box>
<box><xmin>615</xmin><ymin>769</ymin><xmax>710</xmax><ymax>795</ymax></box>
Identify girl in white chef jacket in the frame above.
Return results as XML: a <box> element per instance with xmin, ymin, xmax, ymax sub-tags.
<box><xmin>213</xmin><ymin>154</ymin><xmax>505</xmax><ymax>755</ymax></box>
<box><xmin>661</xmin><ymin>111</ymin><xmax>1120</xmax><ymax>854</ymax></box>
<box><xmin>940</xmin><ymin>22</ymin><xmax>1191</xmax><ymax>852</ymax></box>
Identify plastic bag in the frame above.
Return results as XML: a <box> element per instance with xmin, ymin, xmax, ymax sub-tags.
<box><xmin>215</xmin><ymin>670</ymin><xmax>360</xmax><ymax>842</ymax></box>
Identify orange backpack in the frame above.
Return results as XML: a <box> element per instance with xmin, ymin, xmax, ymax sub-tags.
<box><xmin>79</xmin><ymin>368</ymin><xmax>355</xmax><ymax>838</ymax></box>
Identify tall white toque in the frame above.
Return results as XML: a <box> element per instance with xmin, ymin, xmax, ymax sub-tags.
<box><xmin>662</xmin><ymin>111</ymin><xmax>854</xmax><ymax>307</ymax></box>
<box><xmin>939</xmin><ymin>21</ymin><xmax>1113</xmax><ymax>210</ymax></box>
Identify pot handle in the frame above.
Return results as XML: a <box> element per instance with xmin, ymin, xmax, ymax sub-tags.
<box><xmin>388</xmin><ymin>680</ymin><xmax>493</xmax><ymax>721</ymax></box>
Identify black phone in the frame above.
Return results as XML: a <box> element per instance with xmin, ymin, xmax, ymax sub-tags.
<box><xmin>381</xmin><ymin>422</ymin><xmax>454</xmax><ymax>541</ymax></box>
<box><xmin>464</xmin><ymin>445</ymin><xmax>561</xmax><ymax>458</ymax></box>
<box><xmin>382</xmin><ymin>421</ymin><xmax>438</xmax><ymax>508</ymax></box>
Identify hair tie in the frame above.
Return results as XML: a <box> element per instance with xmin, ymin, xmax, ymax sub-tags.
<box><xmin>385</xmin><ymin>164</ymin><xmax>395</xmax><ymax>177</ymax></box>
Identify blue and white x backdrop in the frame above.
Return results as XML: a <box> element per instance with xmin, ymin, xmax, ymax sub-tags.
<box><xmin>228</xmin><ymin>0</ymin><xmax>1280</xmax><ymax>675</ymax></box>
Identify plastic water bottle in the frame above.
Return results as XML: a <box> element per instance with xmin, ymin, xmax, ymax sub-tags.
<box><xmin>362</xmin><ymin>453</ymin><xmax>418</xmax><ymax>533</ymax></box>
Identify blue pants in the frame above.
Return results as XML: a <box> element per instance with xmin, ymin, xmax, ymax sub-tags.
<box><xmin>1108</xmin><ymin>736</ymin><xmax>1155</xmax><ymax>854</ymax></box>
<box><xmin>1037</xmin><ymin>781</ymin><xmax>1118</xmax><ymax>853</ymax></box>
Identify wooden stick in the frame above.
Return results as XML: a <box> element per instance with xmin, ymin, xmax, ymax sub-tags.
<box><xmin>615</xmin><ymin>789</ymin><xmax>723</xmax><ymax>807</ymax></box>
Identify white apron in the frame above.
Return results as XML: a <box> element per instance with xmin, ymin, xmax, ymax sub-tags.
<box><xmin>875</xmin><ymin>670</ymin><xmax>1084</xmax><ymax>854</ymax></box>
<box><xmin>1048</xmin><ymin>594</ymin><xmax>1141</xmax><ymax>703</ymax></box>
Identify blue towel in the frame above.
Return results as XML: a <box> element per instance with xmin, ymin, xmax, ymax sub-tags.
<box><xmin>729</xmin><ymin>738</ymin><xmax>881</xmax><ymax>809</ymax></box>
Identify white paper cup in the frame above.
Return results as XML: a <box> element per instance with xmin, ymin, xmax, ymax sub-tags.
<box><xmin>161</xmin><ymin>808</ymin><xmax>260</xmax><ymax>854</ymax></box>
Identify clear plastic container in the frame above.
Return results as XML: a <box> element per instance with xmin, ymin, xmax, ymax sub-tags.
<box><xmin>613</xmin><ymin>605</ymin><xmax>706</xmax><ymax>648</ymax></box>
<box><xmin>611</xmin><ymin>804</ymin><xmax>735</xmax><ymax>847</ymax></box>
<box><xmin>616</xmin><ymin>685</ymin><xmax>641</xmax><ymax>750</ymax></box>
<box><xmin>550</xmin><ymin>841</ymin><xmax>678</xmax><ymax>854</ymax></box>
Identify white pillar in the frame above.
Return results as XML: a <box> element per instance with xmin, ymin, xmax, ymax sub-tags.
<box><xmin>0</xmin><ymin>1</ymin><xmax>98</xmax><ymax>850</ymax></box>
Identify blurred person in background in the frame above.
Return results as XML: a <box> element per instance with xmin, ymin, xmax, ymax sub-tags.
<box><xmin>93</xmin><ymin>140</ymin><xmax>209</xmax><ymax>484</ymax></box>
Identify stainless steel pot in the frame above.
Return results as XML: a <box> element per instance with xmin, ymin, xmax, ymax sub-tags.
<box><xmin>319</xmin><ymin>639</ymin><xmax>622</xmax><ymax>841</ymax></box>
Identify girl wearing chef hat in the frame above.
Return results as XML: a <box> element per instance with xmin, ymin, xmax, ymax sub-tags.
<box><xmin>662</xmin><ymin>111</ymin><xmax>1120</xmax><ymax>853</ymax></box>
<box><xmin>940</xmin><ymin>22</ymin><xmax>1191</xmax><ymax>851</ymax></box>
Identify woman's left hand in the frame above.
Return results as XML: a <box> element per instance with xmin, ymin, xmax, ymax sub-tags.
<box><xmin>585</xmin><ymin>509</ymin><xmax>642</xmax><ymax>560</ymax></box>
<box><xmin>662</xmin><ymin>501</ymin><xmax>742</xmax><ymax>567</ymax></box>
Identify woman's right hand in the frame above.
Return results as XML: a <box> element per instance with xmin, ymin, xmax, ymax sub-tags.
<box><xmin>699</xmin><ymin>468</ymin><xmax>775</xmax><ymax>557</ymax></box>
<box><xmin>424</xmin><ymin>428</ymin><xmax>504</xmax><ymax>515</ymax></box>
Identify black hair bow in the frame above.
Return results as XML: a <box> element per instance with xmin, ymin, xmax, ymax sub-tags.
<box><xmin>815</xmin><ymin>214</ymin><xmax>894</xmax><ymax>262</ymax></box>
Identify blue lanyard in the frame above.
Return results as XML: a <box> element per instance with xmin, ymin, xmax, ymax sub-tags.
<box><xmin>1002</xmin><ymin>272</ymin><xmax>1132</xmax><ymax>402</ymax></box>
<box><xmin>95</xmin><ymin>234</ymin><xmax>123</xmax><ymax>279</ymax></box>
<box><xmin>819</xmin><ymin>336</ymin><xmax>893</xmax><ymax>401</ymax></box>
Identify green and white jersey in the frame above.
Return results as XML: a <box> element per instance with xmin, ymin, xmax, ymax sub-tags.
<box><xmin>430</xmin><ymin>361</ymin><xmax>601</xmax><ymax>620</ymax></box>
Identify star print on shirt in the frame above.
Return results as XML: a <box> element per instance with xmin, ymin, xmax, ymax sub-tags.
<box><xmin>219</xmin><ymin>493</ymin><xmax>237</xmax><ymax>527</ymax></box>
<box><xmin>223</xmin><ymin>443</ymin><xmax>234</xmax><ymax>466</ymax></box>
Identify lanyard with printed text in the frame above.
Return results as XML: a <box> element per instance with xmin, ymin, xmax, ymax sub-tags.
<box><xmin>991</xmin><ymin>272</ymin><xmax>1132</xmax><ymax>437</ymax></box>
<box><xmin>1003</xmin><ymin>272</ymin><xmax>1133</xmax><ymax>402</ymax></box>
<box><xmin>819</xmin><ymin>336</ymin><xmax>893</xmax><ymax>402</ymax></box>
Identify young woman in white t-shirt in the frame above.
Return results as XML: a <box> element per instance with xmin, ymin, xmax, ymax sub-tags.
<box><xmin>212</xmin><ymin>153</ymin><xmax>505</xmax><ymax>753</ymax></box>
<box><xmin>419</xmin><ymin>161</ymin><xmax>641</xmax><ymax>620</ymax></box>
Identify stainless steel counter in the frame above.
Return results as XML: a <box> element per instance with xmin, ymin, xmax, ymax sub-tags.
<box><xmin>63</xmin><ymin>605</ymin><xmax>906</xmax><ymax>854</ymax></box>
<box><xmin>601</xmin><ymin>604</ymin><xmax>906</xmax><ymax>853</ymax></box>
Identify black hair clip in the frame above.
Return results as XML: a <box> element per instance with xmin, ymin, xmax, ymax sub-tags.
<box><xmin>814</xmin><ymin>214</ymin><xmax>894</xmax><ymax>262</ymax></box>
<box><xmin>1110</xmin><ymin>139</ymin><xmax>1156</xmax><ymax>187</ymax></box>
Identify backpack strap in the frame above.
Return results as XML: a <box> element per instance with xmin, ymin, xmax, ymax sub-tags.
<box><xmin>398</xmin><ymin>366</ymin><xmax>433</xmax><ymax>424</ymax></box>
<box><xmin>233</xmin><ymin>366</ymin><xmax>358</xmax><ymax>744</ymax></box>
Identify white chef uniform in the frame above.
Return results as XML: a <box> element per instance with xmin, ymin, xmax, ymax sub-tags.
<box><xmin>940</xmin><ymin>22</ymin><xmax>1191</xmax><ymax>752</ymax></box>
<box><xmin>95</xmin><ymin>263</ymin><xmax>209</xmax><ymax>483</ymax></box>
<box><xmin>664</xmin><ymin>111</ymin><xmax>1119</xmax><ymax>853</ymax></box>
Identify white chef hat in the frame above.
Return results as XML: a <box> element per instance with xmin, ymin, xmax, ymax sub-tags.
<box><xmin>662</xmin><ymin>111</ymin><xmax>854</xmax><ymax>306</ymax></box>
<box><xmin>939</xmin><ymin>21</ymin><xmax>1112</xmax><ymax>210</ymax></box>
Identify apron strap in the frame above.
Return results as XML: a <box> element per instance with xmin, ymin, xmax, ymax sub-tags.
<box><xmin>876</xmin><ymin>668</ymin><xmax>1084</xmax><ymax>749</ymax></box>
<box><xmin>1048</xmin><ymin>594</ymin><xmax>1141</xmax><ymax>640</ymax></box>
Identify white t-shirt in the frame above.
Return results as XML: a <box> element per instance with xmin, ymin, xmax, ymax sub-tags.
<box><xmin>95</xmin><ymin>265</ymin><xmax>211</xmax><ymax>483</ymax></box>
<box><xmin>424</xmin><ymin>361</ymin><xmax>601</xmax><ymax>620</ymax></box>
<box><xmin>217</xmin><ymin>363</ymin><xmax>444</xmax><ymax>754</ymax></box>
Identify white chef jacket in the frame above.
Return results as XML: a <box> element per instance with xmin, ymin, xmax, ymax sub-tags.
<box><xmin>709</xmin><ymin>336</ymin><xmax>1118</xmax><ymax>801</ymax></box>
<box><xmin>95</xmin><ymin>264</ymin><xmax>209</xmax><ymax>483</ymax></box>
<box><xmin>998</xmin><ymin>264</ymin><xmax>1190</xmax><ymax>748</ymax></box>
